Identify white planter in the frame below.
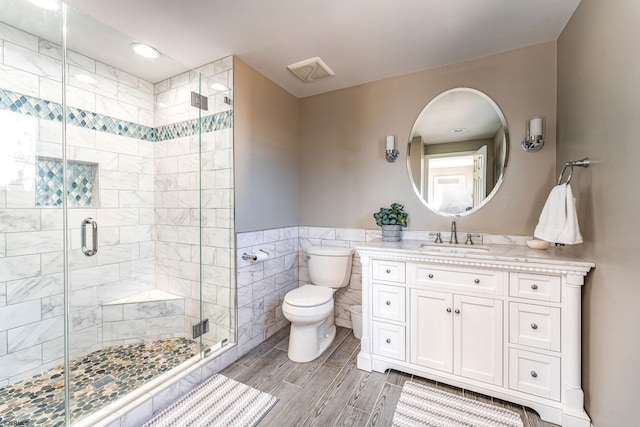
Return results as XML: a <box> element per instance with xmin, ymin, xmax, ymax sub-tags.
<box><xmin>381</xmin><ymin>225</ymin><xmax>401</xmax><ymax>242</ymax></box>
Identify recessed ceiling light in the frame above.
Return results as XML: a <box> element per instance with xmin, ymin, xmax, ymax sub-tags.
<box><xmin>29</xmin><ymin>0</ymin><xmax>60</xmax><ymax>11</ymax></box>
<box><xmin>75</xmin><ymin>74</ymin><xmax>96</xmax><ymax>84</ymax></box>
<box><xmin>451</xmin><ymin>127</ymin><xmax>467</xmax><ymax>133</ymax></box>
<box><xmin>211</xmin><ymin>83</ymin><xmax>228</xmax><ymax>91</ymax></box>
<box><xmin>130</xmin><ymin>43</ymin><xmax>160</xmax><ymax>59</ymax></box>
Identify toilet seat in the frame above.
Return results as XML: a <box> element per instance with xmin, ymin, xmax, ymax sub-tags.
<box><xmin>284</xmin><ymin>285</ymin><xmax>334</xmax><ymax>307</ymax></box>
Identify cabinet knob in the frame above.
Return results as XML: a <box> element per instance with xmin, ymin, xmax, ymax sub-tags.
<box><xmin>428</xmin><ymin>273</ymin><xmax>434</xmax><ymax>279</ymax></box>
<box><xmin>386</xmin><ymin>300</ymin><xmax>391</xmax><ymax>306</ymax></box>
<box><xmin>531</xmin><ymin>284</ymin><xmax>539</xmax><ymax>290</ymax></box>
<box><xmin>446</xmin><ymin>308</ymin><xmax>452</xmax><ymax>313</ymax></box>
<box><xmin>386</xmin><ymin>338</ymin><xmax>391</xmax><ymax>344</ymax></box>
<box><xmin>386</xmin><ymin>269</ymin><xmax>391</xmax><ymax>274</ymax></box>
<box><xmin>531</xmin><ymin>323</ymin><xmax>538</xmax><ymax>330</ymax></box>
<box><xmin>530</xmin><ymin>371</ymin><xmax>538</xmax><ymax>378</ymax></box>
<box><xmin>474</xmin><ymin>278</ymin><xmax>480</xmax><ymax>284</ymax></box>
<box><xmin>454</xmin><ymin>309</ymin><xmax>460</xmax><ymax>314</ymax></box>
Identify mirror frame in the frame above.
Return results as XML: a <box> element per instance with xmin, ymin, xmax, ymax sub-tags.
<box><xmin>406</xmin><ymin>87</ymin><xmax>510</xmax><ymax>217</ymax></box>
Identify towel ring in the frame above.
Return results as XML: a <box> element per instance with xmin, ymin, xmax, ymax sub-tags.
<box><xmin>557</xmin><ymin>164</ymin><xmax>573</xmax><ymax>185</ymax></box>
<box><xmin>557</xmin><ymin>157</ymin><xmax>590</xmax><ymax>185</ymax></box>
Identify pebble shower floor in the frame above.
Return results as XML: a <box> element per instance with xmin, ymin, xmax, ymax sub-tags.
<box><xmin>0</xmin><ymin>338</ymin><xmax>199</xmax><ymax>426</ymax></box>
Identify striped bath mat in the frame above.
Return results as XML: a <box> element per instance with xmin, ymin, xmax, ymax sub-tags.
<box><xmin>142</xmin><ymin>374</ymin><xmax>278</xmax><ymax>427</ymax></box>
<box><xmin>392</xmin><ymin>382</ymin><xmax>523</xmax><ymax>427</ymax></box>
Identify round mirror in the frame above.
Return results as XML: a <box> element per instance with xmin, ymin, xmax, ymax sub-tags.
<box><xmin>407</xmin><ymin>88</ymin><xmax>509</xmax><ymax>216</ymax></box>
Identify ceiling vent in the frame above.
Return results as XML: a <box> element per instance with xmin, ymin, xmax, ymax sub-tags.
<box><xmin>287</xmin><ymin>57</ymin><xmax>335</xmax><ymax>83</ymax></box>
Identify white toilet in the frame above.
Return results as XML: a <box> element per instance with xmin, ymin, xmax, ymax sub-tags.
<box><xmin>282</xmin><ymin>246</ymin><xmax>354</xmax><ymax>363</ymax></box>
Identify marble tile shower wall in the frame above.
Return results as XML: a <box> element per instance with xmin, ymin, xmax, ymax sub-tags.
<box><xmin>154</xmin><ymin>57</ymin><xmax>235</xmax><ymax>349</ymax></box>
<box><xmin>0</xmin><ymin>22</ymin><xmax>235</xmax><ymax>387</ymax></box>
<box><xmin>0</xmin><ymin>27</ymin><xmax>157</xmax><ymax>387</ymax></box>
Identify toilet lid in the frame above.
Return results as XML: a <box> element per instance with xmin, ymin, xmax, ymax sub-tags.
<box><xmin>285</xmin><ymin>285</ymin><xmax>334</xmax><ymax>307</ymax></box>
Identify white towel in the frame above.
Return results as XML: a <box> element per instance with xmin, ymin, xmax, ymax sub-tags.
<box><xmin>534</xmin><ymin>183</ymin><xmax>583</xmax><ymax>244</ymax></box>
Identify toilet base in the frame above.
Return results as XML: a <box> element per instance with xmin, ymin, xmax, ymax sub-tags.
<box><xmin>288</xmin><ymin>322</ymin><xmax>336</xmax><ymax>363</ymax></box>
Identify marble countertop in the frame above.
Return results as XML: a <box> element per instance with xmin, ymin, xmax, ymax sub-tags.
<box><xmin>355</xmin><ymin>239</ymin><xmax>595</xmax><ymax>270</ymax></box>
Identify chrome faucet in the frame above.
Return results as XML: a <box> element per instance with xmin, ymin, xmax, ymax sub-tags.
<box><xmin>449</xmin><ymin>220</ymin><xmax>458</xmax><ymax>244</ymax></box>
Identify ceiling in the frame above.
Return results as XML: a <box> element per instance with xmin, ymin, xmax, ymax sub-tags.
<box><xmin>35</xmin><ymin>0</ymin><xmax>581</xmax><ymax>98</ymax></box>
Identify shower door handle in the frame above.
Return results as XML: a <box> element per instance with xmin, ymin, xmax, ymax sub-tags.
<box><xmin>81</xmin><ymin>218</ymin><xmax>98</xmax><ymax>256</ymax></box>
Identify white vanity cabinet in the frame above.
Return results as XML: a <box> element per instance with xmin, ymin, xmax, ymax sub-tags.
<box><xmin>356</xmin><ymin>243</ymin><xmax>594</xmax><ymax>427</ymax></box>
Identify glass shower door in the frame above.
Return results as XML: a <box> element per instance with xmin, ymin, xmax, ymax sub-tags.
<box><xmin>0</xmin><ymin>1</ymin><xmax>234</xmax><ymax>425</ymax></box>
<box><xmin>63</xmin><ymin>5</ymin><xmax>203</xmax><ymax>424</ymax></box>
<box><xmin>0</xmin><ymin>1</ymin><xmax>66</xmax><ymax>426</ymax></box>
<box><xmin>198</xmin><ymin>65</ymin><xmax>235</xmax><ymax>355</ymax></box>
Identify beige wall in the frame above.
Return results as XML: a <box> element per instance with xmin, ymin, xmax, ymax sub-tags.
<box><xmin>299</xmin><ymin>42</ymin><xmax>557</xmax><ymax>233</ymax></box>
<box><xmin>558</xmin><ymin>1</ymin><xmax>640</xmax><ymax>425</ymax></box>
<box><xmin>234</xmin><ymin>58</ymin><xmax>300</xmax><ymax>232</ymax></box>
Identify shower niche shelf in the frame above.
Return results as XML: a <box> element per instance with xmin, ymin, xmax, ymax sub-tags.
<box><xmin>35</xmin><ymin>156</ymin><xmax>99</xmax><ymax>207</ymax></box>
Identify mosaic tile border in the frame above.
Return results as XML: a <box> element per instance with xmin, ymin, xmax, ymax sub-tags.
<box><xmin>0</xmin><ymin>88</ymin><xmax>232</xmax><ymax>142</ymax></box>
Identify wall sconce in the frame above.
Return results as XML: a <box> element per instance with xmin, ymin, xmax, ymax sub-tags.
<box><xmin>385</xmin><ymin>135</ymin><xmax>399</xmax><ymax>162</ymax></box>
<box><xmin>521</xmin><ymin>116</ymin><xmax>545</xmax><ymax>152</ymax></box>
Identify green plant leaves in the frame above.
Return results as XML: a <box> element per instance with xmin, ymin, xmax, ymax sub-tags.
<box><xmin>373</xmin><ymin>202</ymin><xmax>408</xmax><ymax>227</ymax></box>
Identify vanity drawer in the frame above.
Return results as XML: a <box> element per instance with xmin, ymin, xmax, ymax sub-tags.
<box><xmin>372</xmin><ymin>283</ymin><xmax>406</xmax><ymax>322</ymax></box>
<box><xmin>509</xmin><ymin>349</ymin><xmax>560</xmax><ymax>401</ymax></box>
<box><xmin>372</xmin><ymin>260</ymin><xmax>406</xmax><ymax>283</ymax></box>
<box><xmin>509</xmin><ymin>303</ymin><xmax>561</xmax><ymax>352</ymax></box>
<box><xmin>509</xmin><ymin>273</ymin><xmax>561</xmax><ymax>303</ymax></box>
<box><xmin>372</xmin><ymin>321</ymin><xmax>406</xmax><ymax>361</ymax></box>
<box><xmin>413</xmin><ymin>264</ymin><xmax>499</xmax><ymax>294</ymax></box>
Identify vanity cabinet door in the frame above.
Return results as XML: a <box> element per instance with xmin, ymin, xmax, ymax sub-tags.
<box><xmin>453</xmin><ymin>295</ymin><xmax>503</xmax><ymax>386</ymax></box>
<box><xmin>411</xmin><ymin>291</ymin><xmax>502</xmax><ymax>386</ymax></box>
<box><xmin>410</xmin><ymin>289</ymin><xmax>453</xmax><ymax>372</ymax></box>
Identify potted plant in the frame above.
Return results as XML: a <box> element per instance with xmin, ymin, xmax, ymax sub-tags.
<box><xmin>373</xmin><ymin>203</ymin><xmax>408</xmax><ymax>242</ymax></box>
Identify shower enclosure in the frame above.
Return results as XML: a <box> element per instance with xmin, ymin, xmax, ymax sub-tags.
<box><xmin>0</xmin><ymin>1</ymin><xmax>235</xmax><ymax>425</ymax></box>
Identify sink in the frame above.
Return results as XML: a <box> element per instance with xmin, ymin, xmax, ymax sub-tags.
<box><xmin>419</xmin><ymin>243</ymin><xmax>491</xmax><ymax>254</ymax></box>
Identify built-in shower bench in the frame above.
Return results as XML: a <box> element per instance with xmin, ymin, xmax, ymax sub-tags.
<box><xmin>101</xmin><ymin>290</ymin><xmax>186</xmax><ymax>345</ymax></box>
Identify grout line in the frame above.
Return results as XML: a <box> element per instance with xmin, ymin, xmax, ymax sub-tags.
<box><xmin>363</xmin><ymin>373</ymin><xmax>388</xmax><ymax>426</ymax></box>
<box><xmin>301</xmin><ymin>341</ymin><xmax>361</xmax><ymax>425</ymax></box>
<box><xmin>330</xmin><ymin>402</ymin><xmax>350</xmax><ymax>427</ymax></box>
<box><xmin>280</xmin><ymin>379</ymin><xmax>302</xmax><ymax>388</ymax></box>
<box><xmin>335</xmin><ymin>405</ymin><xmax>369</xmax><ymax>427</ymax></box>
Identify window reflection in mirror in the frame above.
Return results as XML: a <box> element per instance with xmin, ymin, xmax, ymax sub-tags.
<box><xmin>407</xmin><ymin>88</ymin><xmax>508</xmax><ymax>216</ymax></box>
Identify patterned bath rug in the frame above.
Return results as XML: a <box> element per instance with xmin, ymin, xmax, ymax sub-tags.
<box><xmin>392</xmin><ymin>381</ymin><xmax>524</xmax><ymax>427</ymax></box>
<box><xmin>142</xmin><ymin>374</ymin><xmax>278</xmax><ymax>427</ymax></box>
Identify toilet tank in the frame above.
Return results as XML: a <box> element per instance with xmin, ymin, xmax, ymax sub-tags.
<box><xmin>305</xmin><ymin>246</ymin><xmax>354</xmax><ymax>288</ymax></box>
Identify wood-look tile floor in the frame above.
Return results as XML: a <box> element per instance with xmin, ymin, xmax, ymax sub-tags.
<box><xmin>221</xmin><ymin>326</ymin><xmax>559</xmax><ymax>427</ymax></box>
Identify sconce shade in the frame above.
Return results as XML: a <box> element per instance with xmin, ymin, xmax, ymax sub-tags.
<box><xmin>385</xmin><ymin>135</ymin><xmax>399</xmax><ymax>162</ymax></box>
<box><xmin>522</xmin><ymin>116</ymin><xmax>545</xmax><ymax>152</ymax></box>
